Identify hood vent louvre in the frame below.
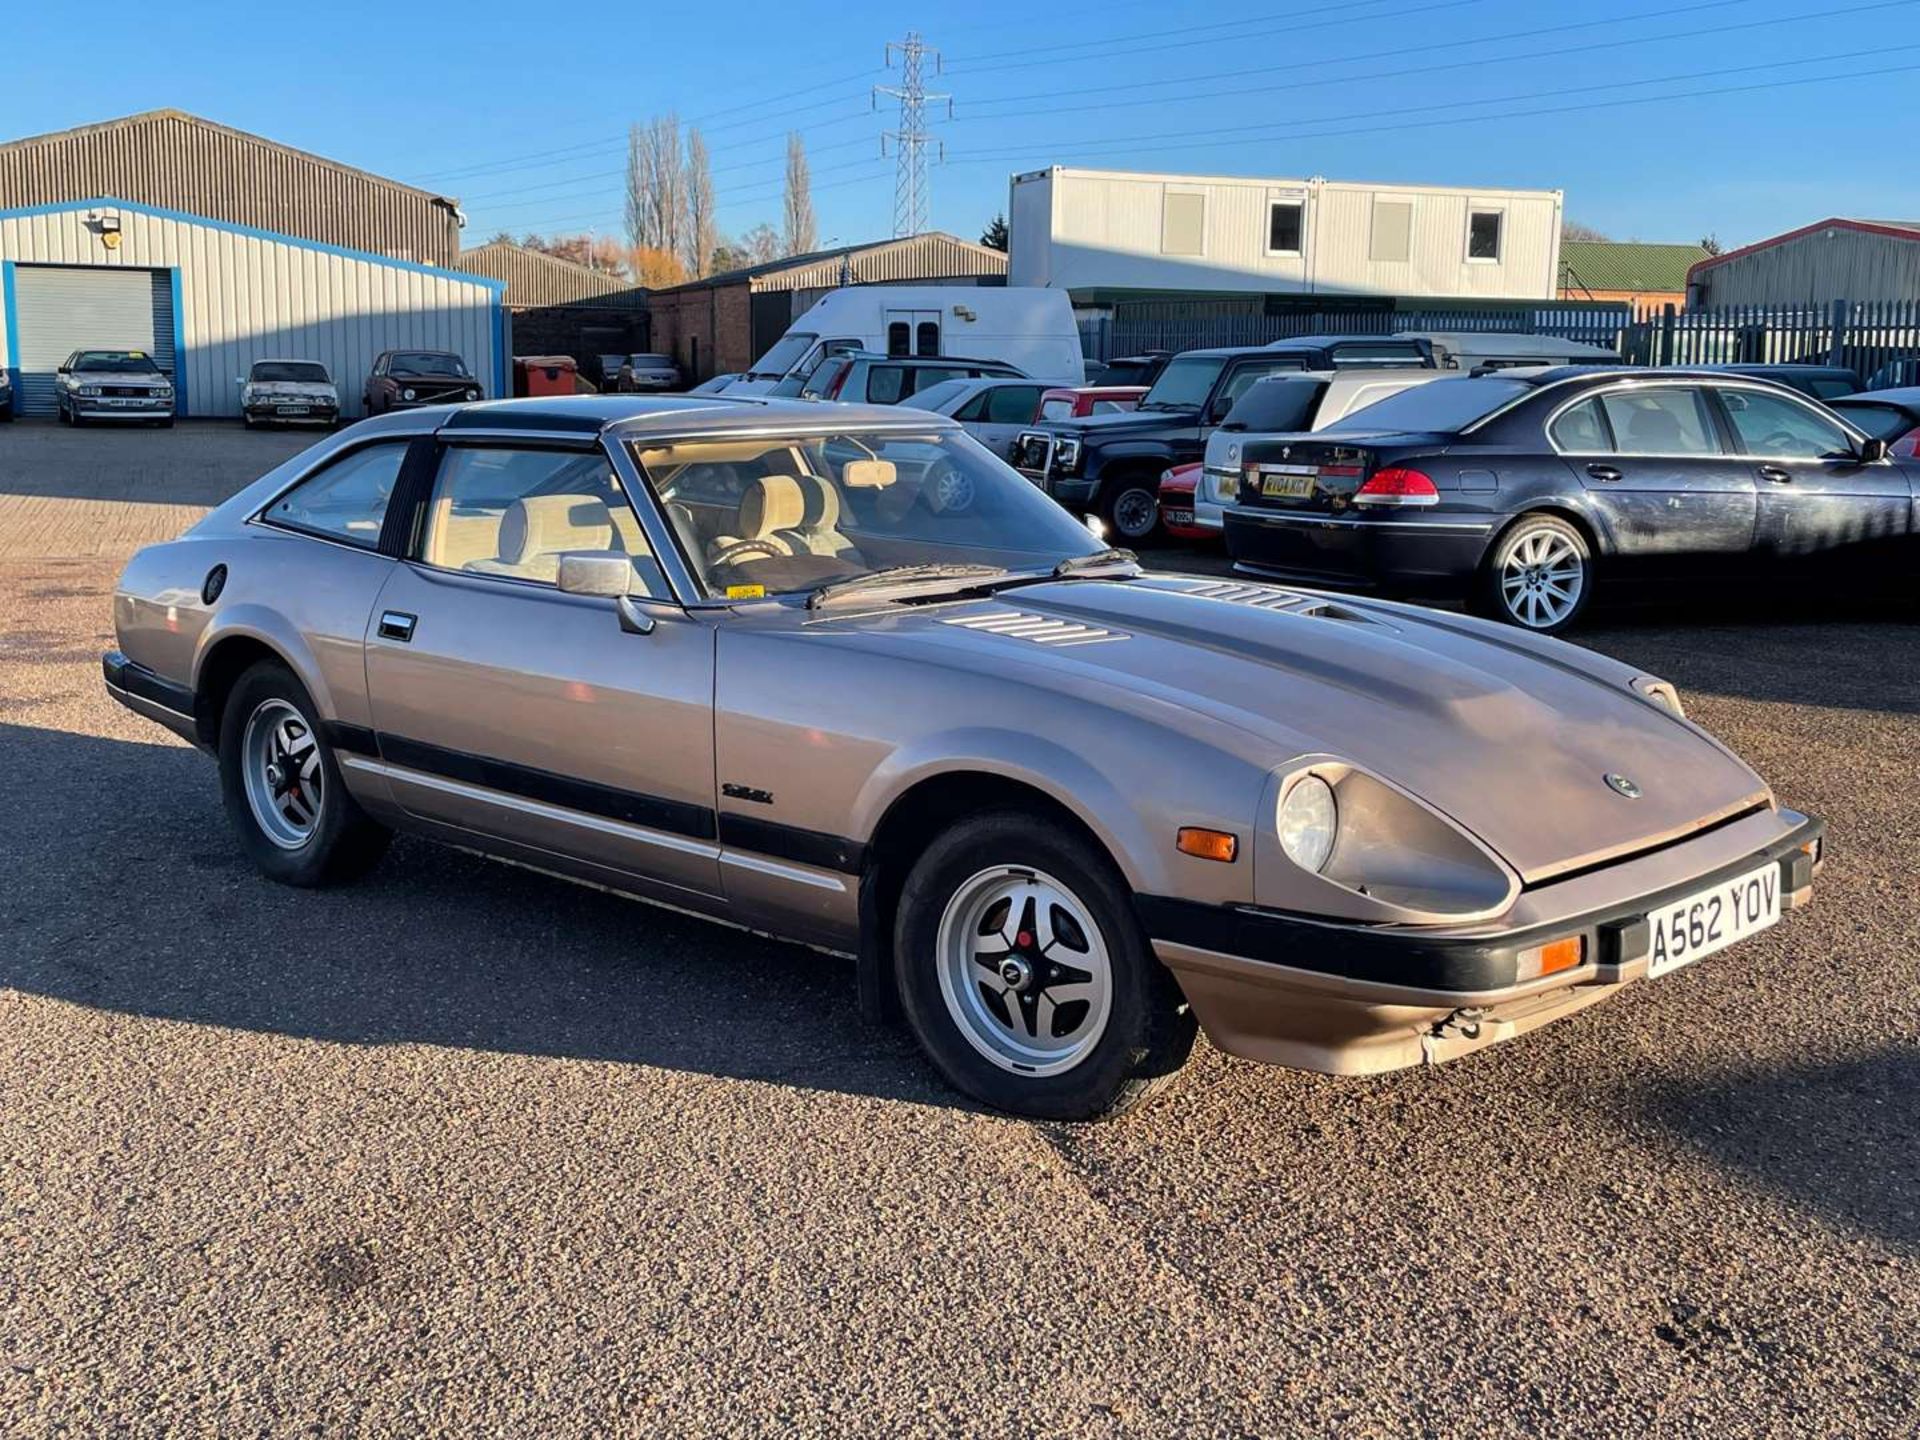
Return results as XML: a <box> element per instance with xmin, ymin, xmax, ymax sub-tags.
<box><xmin>1174</xmin><ymin>580</ymin><xmax>1308</xmax><ymax>611</ymax></box>
<box><xmin>941</xmin><ymin>610</ymin><xmax>1127</xmax><ymax>647</ymax></box>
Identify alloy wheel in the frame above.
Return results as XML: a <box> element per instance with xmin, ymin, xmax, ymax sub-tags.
<box><xmin>1499</xmin><ymin>528</ymin><xmax>1585</xmax><ymax>629</ymax></box>
<box><xmin>241</xmin><ymin>698</ymin><xmax>324</xmax><ymax>849</ymax></box>
<box><xmin>935</xmin><ymin>865</ymin><xmax>1114</xmax><ymax>1077</ymax></box>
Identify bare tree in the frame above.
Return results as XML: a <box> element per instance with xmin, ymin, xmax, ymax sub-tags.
<box><xmin>741</xmin><ymin>223</ymin><xmax>782</xmax><ymax>266</ymax></box>
<box><xmin>1699</xmin><ymin>234</ymin><xmax>1723</xmax><ymax>257</ymax></box>
<box><xmin>1562</xmin><ymin>220</ymin><xmax>1612</xmax><ymax>243</ymax></box>
<box><xmin>625</xmin><ymin>114</ymin><xmax>688</xmax><ymax>263</ymax></box>
<box><xmin>685</xmin><ymin>127</ymin><xmax>716</xmax><ymax>279</ymax></box>
<box><xmin>783</xmin><ymin>133</ymin><xmax>817</xmax><ymax>257</ymax></box>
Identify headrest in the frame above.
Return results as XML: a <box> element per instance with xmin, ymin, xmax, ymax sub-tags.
<box><xmin>498</xmin><ymin>495</ymin><xmax>613</xmax><ymax>562</ymax></box>
<box><xmin>843</xmin><ymin>460</ymin><xmax>897</xmax><ymax>489</ymax></box>
<box><xmin>791</xmin><ymin>473</ymin><xmax>841</xmax><ymax>530</ymax></box>
<box><xmin>740</xmin><ymin>475</ymin><xmax>806</xmax><ymax>537</ymax></box>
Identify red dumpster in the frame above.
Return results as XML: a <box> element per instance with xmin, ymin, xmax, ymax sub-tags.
<box><xmin>514</xmin><ymin>355</ymin><xmax>578</xmax><ymax>398</ymax></box>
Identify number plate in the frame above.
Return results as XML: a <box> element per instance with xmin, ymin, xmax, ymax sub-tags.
<box><xmin>274</xmin><ymin>406</ymin><xmax>311</xmax><ymax>415</ymax></box>
<box><xmin>1163</xmin><ymin>507</ymin><xmax>1194</xmax><ymax>525</ymax></box>
<box><xmin>1646</xmin><ymin>861</ymin><xmax>1780</xmax><ymax>978</ymax></box>
<box><xmin>1253</xmin><ymin>464</ymin><xmax>1316</xmax><ymax>499</ymax></box>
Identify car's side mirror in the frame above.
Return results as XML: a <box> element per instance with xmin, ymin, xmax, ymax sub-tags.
<box><xmin>56</xmin><ymin>366</ymin><xmax>70</xmax><ymax>376</ymax></box>
<box><xmin>556</xmin><ymin>553</ymin><xmax>654</xmax><ymax>634</ymax></box>
<box><xmin>1858</xmin><ymin>436</ymin><xmax>1890</xmax><ymax>464</ymax></box>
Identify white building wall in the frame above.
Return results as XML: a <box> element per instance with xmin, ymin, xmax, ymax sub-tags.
<box><xmin>0</xmin><ymin>198</ymin><xmax>504</xmax><ymax>417</ymax></box>
<box><xmin>1009</xmin><ymin>167</ymin><xmax>1562</xmax><ymax>301</ymax></box>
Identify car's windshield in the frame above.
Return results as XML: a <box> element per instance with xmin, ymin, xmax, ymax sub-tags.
<box><xmin>388</xmin><ymin>352</ymin><xmax>468</xmax><ymax>377</ymax></box>
<box><xmin>629</xmin><ymin>428</ymin><xmax>1104</xmax><ymax>601</ymax></box>
<box><xmin>251</xmin><ymin>361</ymin><xmax>329</xmax><ymax>383</ymax></box>
<box><xmin>73</xmin><ymin>351</ymin><xmax>161</xmax><ymax>374</ymax></box>
<box><xmin>632</xmin><ymin>354</ymin><xmax>672</xmax><ymax>367</ymax></box>
<box><xmin>901</xmin><ymin>379</ymin><xmax>973</xmax><ymax>413</ymax></box>
<box><xmin>1138</xmin><ymin>355</ymin><xmax>1225</xmax><ymax>410</ymax></box>
<box><xmin>1320</xmin><ymin>376</ymin><xmax>1531</xmax><ymax>434</ymax></box>
<box><xmin>749</xmin><ymin>332</ymin><xmax>818</xmax><ymax>380</ymax></box>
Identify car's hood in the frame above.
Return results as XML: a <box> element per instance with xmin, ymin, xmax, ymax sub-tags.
<box><xmin>248</xmin><ymin>381</ymin><xmax>337</xmax><ymax>398</ymax></box>
<box><xmin>822</xmin><ymin>577</ymin><xmax>1770</xmax><ymax>884</ymax></box>
<box><xmin>1031</xmin><ymin>408</ymin><xmax>1192</xmax><ymax>439</ymax></box>
<box><xmin>73</xmin><ymin>373</ymin><xmax>169</xmax><ymax>389</ymax></box>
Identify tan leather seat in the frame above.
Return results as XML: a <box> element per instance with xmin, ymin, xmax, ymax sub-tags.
<box><xmin>468</xmin><ymin>495</ymin><xmax>615</xmax><ymax>582</ymax></box>
<box><xmin>706</xmin><ymin>475</ymin><xmax>805</xmax><ymax>563</ymax></box>
<box><xmin>779</xmin><ymin>474</ymin><xmax>864</xmax><ymax>561</ymax></box>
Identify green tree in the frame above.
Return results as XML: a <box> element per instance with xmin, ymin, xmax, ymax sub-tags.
<box><xmin>981</xmin><ymin>213</ymin><xmax>1009</xmax><ymax>251</ymax></box>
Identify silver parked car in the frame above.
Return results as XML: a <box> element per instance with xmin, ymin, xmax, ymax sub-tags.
<box><xmin>902</xmin><ymin>377</ymin><xmax>1048</xmax><ymax>461</ymax></box>
<box><xmin>239</xmin><ymin>358</ymin><xmax>340</xmax><ymax>428</ymax></box>
<box><xmin>57</xmin><ymin>349</ymin><xmax>175</xmax><ymax>426</ymax></box>
<box><xmin>104</xmin><ymin>395</ymin><xmax>1824</xmax><ymax>1120</ymax></box>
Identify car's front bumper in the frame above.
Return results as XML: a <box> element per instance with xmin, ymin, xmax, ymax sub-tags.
<box><xmin>245</xmin><ymin>401</ymin><xmax>338</xmax><ymax>423</ymax></box>
<box><xmin>1143</xmin><ymin>809</ymin><xmax>1824</xmax><ymax>1075</ymax></box>
<box><xmin>71</xmin><ymin>396</ymin><xmax>173</xmax><ymax>420</ymax></box>
<box><xmin>1223</xmin><ymin>506</ymin><xmax>1495</xmax><ymax>596</ymax></box>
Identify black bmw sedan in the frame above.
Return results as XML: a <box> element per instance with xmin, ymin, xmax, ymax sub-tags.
<box><xmin>1221</xmin><ymin>367</ymin><xmax>1915</xmax><ymax>632</ymax></box>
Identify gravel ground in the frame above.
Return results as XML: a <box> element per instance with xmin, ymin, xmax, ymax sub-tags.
<box><xmin>2</xmin><ymin>424</ymin><xmax>1915</xmax><ymax>1438</ymax></box>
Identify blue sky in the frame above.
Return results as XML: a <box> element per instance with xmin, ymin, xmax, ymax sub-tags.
<box><xmin>4</xmin><ymin>0</ymin><xmax>1916</xmax><ymax>256</ymax></box>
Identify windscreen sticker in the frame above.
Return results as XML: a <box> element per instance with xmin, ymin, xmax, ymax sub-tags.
<box><xmin>725</xmin><ymin>584</ymin><xmax>766</xmax><ymax>600</ymax></box>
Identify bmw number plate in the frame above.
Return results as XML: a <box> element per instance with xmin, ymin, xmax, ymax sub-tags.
<box><xmin>1253</xmin><ymin>463</ymin><xmax>1316</xmax><ymax>499</ymax></box>
<box><xmin>1646</xmin><ymin>861</ymin><xmax>1780</xmax><ymax>978</ymax></box>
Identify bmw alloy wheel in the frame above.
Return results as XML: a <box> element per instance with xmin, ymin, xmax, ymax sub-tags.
<box><xmin>935</xmin><ymin>865</ymin><xmax>1114</xmax><ymax>1076</ymax></box>
<box><xmin>241</xmin><ymin>698</ymin><xmax>324</xmax><ymax>849</ymax></box>
<box><xmin>1498</xmin><ymin>526</ymin><xmax>1587</xmax><ymax>629</ymax></box>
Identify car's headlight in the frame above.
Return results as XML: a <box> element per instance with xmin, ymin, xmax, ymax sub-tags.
<box><xmin>1631</xmin><ymin>676</ymin><xmax>1686</xmax><ymax>719</ymax></box>
<box><xmin>402</xmin><ymin>387</ymin><xmax>417</xmax><ymax>401</ymax></box>
<box><xmin>80</xmin><ymin>385</ymin><xmax>102</xmax><ymax>396</ymax></box>
<box><xmin>1056</xmin><ymin>437</ymin><xmax>1082</xmax><ymax>473</ymax></box>
<box><xmin>155</xmin><ymin>387</ymin><xmax>173</xmax><ymax>399</ymax></box>
<box><xmin>465</xmin><ymin>388</ymin><xmax>480</xmax><ymax>401</ymax></box>
<box><xmin>1278</xmin><ymin>774</ymin><xmax>1337</xmax><ymax>872</ymax></box>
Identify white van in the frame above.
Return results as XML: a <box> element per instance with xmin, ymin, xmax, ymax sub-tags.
<box><xmin>727</xmin><ymin>287</ymin><xmax>1086</xmax><ymax>395</ymax></box>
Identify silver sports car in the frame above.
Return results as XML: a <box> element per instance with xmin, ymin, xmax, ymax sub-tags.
<box><xmin>104</xmin><ymin>395</ymin><xmax>1825</xmax><ymax>1120</ymax></box>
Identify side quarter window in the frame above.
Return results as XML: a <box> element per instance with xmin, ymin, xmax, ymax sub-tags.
<box><xmin>952</xmin><ymin>391</ymin><xmax>991</xmax><ymax>422</ymax></box>
<box><xmin>1549</xmin><ymin>396</ymin><xmax>1612</xmax><ymax>453</ymax></box>
<box><xmin>261</xmin><ymin>442</ymin><xmax>411</xmax><ymax>548</ymax></box>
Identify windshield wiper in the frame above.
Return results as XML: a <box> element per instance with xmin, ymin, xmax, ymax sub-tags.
<box><xmin>1135</xmin><ymin>401</ymin><xmax>1198</xmax><ymax>413</ymax></box>
<box><xmin>808</xmin><ymin>563</ymin><xmax>1011</xmax><ymax>609</ymax></box>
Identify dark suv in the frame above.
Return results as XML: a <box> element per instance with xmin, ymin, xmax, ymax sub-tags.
<box><xmin>1012</xmin><ymin>337</ymin><xmax>1436</xmax><ymax>540</ymax></box>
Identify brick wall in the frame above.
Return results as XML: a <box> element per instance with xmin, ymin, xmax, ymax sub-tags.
<box><xmin>648</xmin><ymin>283</ymin><xmax>754</xmax><ymax>380</ymax></box>
<box><xmin>508</xmin><ymin>303</ymin><xmax>650</xmax><ymax>380</ymax></box>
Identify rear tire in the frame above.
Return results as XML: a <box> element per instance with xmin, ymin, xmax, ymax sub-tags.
<box><xmin>893</xmin><ymin>811</ymin><xmax>1196</xmax><ymax>1121</ymax></box>
<box><xmin>1477</xmin><ymin>513</ymin><xmax>1593</xmax><ymax>634</ymax></box>
<box><xmin>218</xmin><ymin>660</ymin><xmax>390</xmax><ymax>887</ymax></box>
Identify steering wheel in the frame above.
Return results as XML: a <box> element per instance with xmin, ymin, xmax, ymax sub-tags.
<box><xmin>707</xmin><ymin>538</ymin><xmax>787</xmax><ymax>568</ymax></box>
<box><xmin>1760</xmin><ymin>430</ymin><xmax>1800</xmax><ymax>454</ymax></box>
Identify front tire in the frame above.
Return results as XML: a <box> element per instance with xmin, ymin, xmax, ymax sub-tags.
<box><xmin>1100</xmin><ymin>470</ymin><xmax>1161</xmax><ymax>544</ymax></box>
<box><xmin>218</xmin><ymin>661</ymin><xmax>390</xmax><ymax>887</ymax></box>
<box><xmin>893</xmin><ymin>811</ymin><xmax>1196</xmax><ymax>1121</ymax></box>
<box><xmin>1478</xmin><ymin>513</ymin><xmax>1593</xmax><ymax>634</ymax></box>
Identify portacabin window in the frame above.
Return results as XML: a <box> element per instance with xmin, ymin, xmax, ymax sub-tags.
<box><xmin>1267</xmin><ymin>200</ymin><xmax>1304</xmax><ymax>256</ymax></box>
<box><xmin>1467</xmin><ymin>209</ymin><xmax>1504</xmax><ymax>262</ymax></box>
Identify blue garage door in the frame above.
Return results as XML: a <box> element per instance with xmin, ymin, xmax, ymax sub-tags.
<box><xmin>11</xmin><ymin>265</ymin><xmax>176</xmax><ymax>417</ymax></box>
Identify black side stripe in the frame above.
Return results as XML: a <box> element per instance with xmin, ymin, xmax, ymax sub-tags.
<box><xmin>375</xmin><ymin>733</ymin><xmax>718</xmax><ymax>841</ymax></box>
<box><xmin>718</xmin><ymin>813</ymin><xmax>865</xmax><ymax>876</ymax></box>
<box><xmin>322</xmin><ymin>721</ymin><xmax>379</xmax><ymax>757</ymax></box>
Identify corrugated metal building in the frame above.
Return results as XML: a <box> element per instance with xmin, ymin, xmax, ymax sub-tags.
<box><xmin>0</xmin><ymin>110</ymin><xmax>463</xmax><ymax>265</ymax></box>
<box><xmin>648</xmin><ymin>233</ymin><xmax>1008</xmax><ymax>380</ymax></box>
<box><xmin>1009</xmin><ymin>166</ymin><xmax>1562</xmax><ymax>306</ymax></box>
<box><xmin>454</xmin><ymin>241</ymin><xmax>635</xmax><ymax>307</ymax></box>
<box><xmin>1686</xmin><ymin>219</ymin><xmax>1920</xmax><ymax>306</ymax></box>
<box><xmin>0</xmin><ymin>197</ymin><xmax>504</xmax><ymax>418</ymax></box>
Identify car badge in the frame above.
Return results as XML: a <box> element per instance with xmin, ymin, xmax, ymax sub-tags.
<box><xmin>1604</xmin><ymin>773</ymin><xmax>1642</xmax><ymax>799</ymax></box>
<box><xmin>1226</xmin><ymin>443</ymin><xmax>1239</xmax><ymax>462</ymax></box>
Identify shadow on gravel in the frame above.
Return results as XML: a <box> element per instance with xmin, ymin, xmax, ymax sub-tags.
<box><xmin>0</xmin><ymin>721</ymin><xmax>954</xmax><ymax>1111</ymax></box>
<box><xmin>1637</xmin><ymin>1050</ymin><xmax>1920</xmax><ymax>1254</ymax></box>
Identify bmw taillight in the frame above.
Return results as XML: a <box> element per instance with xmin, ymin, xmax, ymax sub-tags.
<box><xmin>1353</xmin><ymin>467</ymin><xmax>1440</xmax><ymax>507</ymax></box>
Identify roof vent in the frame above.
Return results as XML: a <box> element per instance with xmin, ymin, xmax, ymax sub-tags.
<box><xmin>941</xmin><ymin>610</ymin><xmax>1126</xmax><ymax>647</ymax></box>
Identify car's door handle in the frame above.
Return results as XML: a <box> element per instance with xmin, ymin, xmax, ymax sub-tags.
<box><xmin>1586</xmin><ymin>464</ymin><xmax>1622</xmax><ymax>483</ymax></box>
<box><xmin>1757</xmin><ymin>465</ymin><xmax>1793</xmax><ymax>484</ymax></box>
<box><xmin>378</xmin><ymin>610</ymin><xmax>417</xmax><ymax>642</ymax></box>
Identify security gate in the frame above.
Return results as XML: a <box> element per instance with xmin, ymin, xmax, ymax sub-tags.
<box><xmin>9</xmin><ymin>264</ymin><xmax>176</xmax><ymax>417</ymax></box>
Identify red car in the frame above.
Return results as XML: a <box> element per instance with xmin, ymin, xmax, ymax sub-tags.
<box><xmin>1155</xmin><ymin>463</ymin><xmax>1215</xmax><ymax>542</ymax></box>
<box><xmin>1035</xmin><ymin>385</ymin><xmax>1147</xmax><ymax>422</ymax></box>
